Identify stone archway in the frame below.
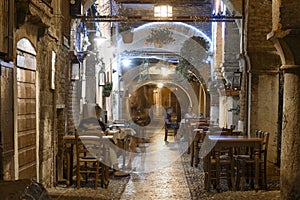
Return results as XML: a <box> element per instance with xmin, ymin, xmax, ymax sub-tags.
<box><xmin>118</xmin><ymin>22</ymin><xmax>212</xmax><ymax>118</ymax></box>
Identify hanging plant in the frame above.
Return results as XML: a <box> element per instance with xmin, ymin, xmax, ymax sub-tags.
<box><xmin>144</xmin><ymin>27</ymin><xmax>175</xmax><ymax>47</ymax></box>
<box><xmin>103</xmin><ymin>82</ymin><xmax>113</xmax><ymax>97</ymax></box>
<box><xmin>118</xmin><ymin>22</ymin><xmax>133</xmax><ymax>33</ymax></box>
<box><xmin>176</xmin><ymin>36</ymin><xmax>211</xmax><ymax>81</ymax></box>
<box><xmin>118</xmin><ymin>8</ymin><xmax>134</xmax><ymax>43</ymax></box>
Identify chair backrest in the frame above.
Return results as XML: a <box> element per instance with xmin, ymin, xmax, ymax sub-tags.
<box><xmin>75</xmin><ymin>132</ymin><xmax>103</xmax><ymax>160</ymax></box>
<box><xmin>221</xmin><ymin>127</ymin><xmax>233</xmax><ymax>136</ymax></box>
<box><xmin>255</xmin><ymin>130</ymin><xmax>270</xmax><ymax>160</ymax></box>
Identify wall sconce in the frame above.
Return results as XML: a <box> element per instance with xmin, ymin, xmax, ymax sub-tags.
<box><xmin>98</xmin><ymin>69</ymin><xmax>106</xmax><ymax>86</ymax></box>
<box><xmin>232</xmin><ymin>70</ymin><xmax>242</xmax><ymax>90</ymax></box>
<box><xmin>71</xmin><ymin>55</ymin><xmax>80</xmax><ymax>81</ymax></box>
<box><xmin>154</xmin><ymin>5</ymin><xmax>172</xmax><ymax>17</ymax></box>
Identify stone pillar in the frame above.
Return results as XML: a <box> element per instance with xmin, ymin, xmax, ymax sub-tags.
<box><xmin>268</xmin><ymin>0</ymin><xmax>300</xmax><ymax>196</ymax></box>
<box><xmin>280</xmin><ymin>64</ymin><xmax>300</xmax><ymax>199</ymax></box>
<box><xmin>268</xmin><ymin>28</ymin><xmax>300</xmax><ymax>199</ymax></box>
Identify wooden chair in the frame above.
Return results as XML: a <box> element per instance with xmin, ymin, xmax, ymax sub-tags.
<box><xmin>164</xmin><ymin>122</ymin><xmax>179</xmax><ymax>142</ymax></box>
<box><xmin>205</xmin><ymin>145</ymin><xmax>235</xmax><ymax>191</ymax></box>
<box><xmin>75</xmin><ymin>132</ymin><xmax>109</xmax><ymax>189</ymax></box>
<box><xmin>204</xmin><ymin>127</ymin><xmax>238</xmax><ymax>191</ymax></box>
<box><xmin>191</xmin><ymin>128</ymin><xmax>206</xmax><ymax>167</ymax></box>
<box><xmin>236</xmin><ymin>130</ymin><xmax>270</xmax><ymax>190</ymax></box>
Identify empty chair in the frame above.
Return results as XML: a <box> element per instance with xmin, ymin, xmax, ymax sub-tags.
<box><xmin>204</xmin><ymin>128</ymin><xmax>237</xmax><ymax>191</ymax></box>
<box><xmin>75</xmin><ymin>131</ymin><xmax>109</xmax><ymax>189</ymax></box>
<box><xmin>191</xmin><ymin>128</ymin><xmax>206</xmax><ymax>167</ymax></box>
<box><xmin>205</xmin><ymin>145</ymin><xmax>235</xmax><ymax>192</ymax></box>
<box><xmin>236</xmin><ymin>130</ymin><xmax>270</xmax><ymax>190</ymax></box>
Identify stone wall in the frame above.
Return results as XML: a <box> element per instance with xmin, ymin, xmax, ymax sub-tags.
<box><xmin>245</xmin><ymin>0</ymin><xmax>281</xmax><ymax>164</ymax></box>
<box><xmin>0</xmin><ymin>0</ymin><xmax>8</xmax><ymax>54</ymax></box>
<box><xmin>0</xmin><ymin>66</ymin><xmax>14</xmax><ymax>180</ymax></box>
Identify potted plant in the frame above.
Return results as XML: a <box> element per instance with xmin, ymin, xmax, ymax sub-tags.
<box><xmin>103</xmin><ymin>82</ymin><xmax>113</xmax><ymax>97</ymax></box>
<box><xmin>118</xmin><ymin>8</ymin><xmax>134</xmax><ymax>43</ymax></box>
<box><xmin>118</xmin><ymin>22</ymin><xmax>134</xmax><ymax>43</ymax></box>
<box><xmin>144</xmin><ymin>27</ymin><xmax>175</xmax><ymax>48</ymax></box>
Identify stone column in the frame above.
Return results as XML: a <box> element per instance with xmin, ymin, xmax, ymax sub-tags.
<box><xmin>269</xmin><ymin>0</ymin><xmax>300</xmax><ymax>196</ymax></box>
<box><xmin>280</xmin><ymin>64</ymin><xmax>300</xmax><ymax>199</ymax></box>
<box><xmin>268</xmin><ymin>28</ymin><xmax>300</xmax><ymax>199</ymax></box>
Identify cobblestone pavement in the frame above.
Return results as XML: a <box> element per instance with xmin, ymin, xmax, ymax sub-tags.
<box><xmin>48</xmin><ymin>131</ymin><xmax>280</xmax><ymax>200</ymax></box>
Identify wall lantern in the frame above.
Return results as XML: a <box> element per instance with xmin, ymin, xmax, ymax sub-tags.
<box><xmin>232</xmin><ymin>70</ymin><xmax>242</xmax><ymax>90</ymax></box>
<box><xmin>98</xmin><ymin>69</ymin><xmax>106</xmax><ymax>86</ymax></box>
<box><xmin>154</xmin><ymin>5</ymin><xmax>172</xmax><ymax>17</ymax></box>
<box><xmin>71</xmin><ymin>55</ymin><xmax>80</xmax><ymax>81</ymax></box>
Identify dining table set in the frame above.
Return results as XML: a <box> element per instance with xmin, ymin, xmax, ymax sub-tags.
<box><xmin>63</xmin><ymin>120</ymin><xmax>136</xmax><ymax>187</ymax></box>
<box><xmin>185</xmin><ymin>119</ymin><xmax>266</xmax><ymax>192</ymax></box>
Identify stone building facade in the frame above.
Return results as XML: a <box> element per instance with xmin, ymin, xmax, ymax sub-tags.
<box><xmin>0</xmin><ymin>0</ymin><xmax>71</xmax><ymax>187</ymax></box>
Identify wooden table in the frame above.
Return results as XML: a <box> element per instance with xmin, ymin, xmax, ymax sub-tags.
<box><xmin>63</xmin><ymin>134</ymin><xmax>113</xmax><ymax>187</ymax></box>
<box><xmin>206</xmin><ymin>135</ymin><xmax>263</xmax><ymax>191</ymax></box>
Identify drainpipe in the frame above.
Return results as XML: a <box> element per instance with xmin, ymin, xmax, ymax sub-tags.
<box><xmin>239</xmin><ymin>0</ymin><xmax>251</xmax><ymax>136</ymax></box>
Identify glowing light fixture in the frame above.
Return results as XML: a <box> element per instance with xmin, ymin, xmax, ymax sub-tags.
<box><xmin>157</xmin><ymin>82</ymin><xmax>164</xmax><ymax>88</ymax></box>
<box><xmin>122</xmin><ymin>59</ymin><xmax>131</xmax><ymax>67</ymax></box>
<box><xmin>154</xmin><ymin>5</ymin><xmax>172</xmax><ymax>17</ymax></box>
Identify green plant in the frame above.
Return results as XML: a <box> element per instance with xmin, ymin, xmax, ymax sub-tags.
<box><xmin>176</xmin><ymin>36</ymin><xmax>211</xmax><ymax>81</ymax></box>
<box><xmin>103</xmin><ymin>82</ymin><xmax>113</xmax><ymax>97</ymax></box>
<box><xmin>118</xmin><ymin>22</ymin><xmax>133</xmax><ymax>33</ymax></box>
<box><xmin>118</xmin><ymin>8</ymin><xmax>133</xmax><ymax>33</ymax></box>
<box><xmin>104</xmin><ymin>82</ymin><xmax>113</xmax><ymax>91</ymax></box>
<box><xmin>144</xmin><ymin>27</ymin><xmax>175</xmax><ymax>46</ymax></box>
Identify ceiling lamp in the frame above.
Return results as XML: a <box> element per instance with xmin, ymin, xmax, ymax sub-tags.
<box><xmin>154</xmin><ymin>5</ymin><xmax>172</xmax><ymax>17</ymax></box>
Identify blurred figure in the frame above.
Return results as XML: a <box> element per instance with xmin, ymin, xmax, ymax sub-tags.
<box><xmin>184</xmin><ymin>106</ymin><xmax>197</xmax><ymax>119</ymax></box>
<box><xmin>164</xmin><ymin>107</ymin><xmax>179</xmax><ymax>144</ymax></box>
<box><xmin>78</xmin><ymin>104</ymin><xmax>129</xmax><ymax>177</ymax></box>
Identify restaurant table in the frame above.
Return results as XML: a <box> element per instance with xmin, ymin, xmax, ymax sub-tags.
<box><xmin>106</xmin><ymin>127</ymin><xmax>136</xmax><ymax>169</ymax></box>
<box><xmin>206</xmin><ymin>135</ymin><xmax>263</xmax><ymax>192</ymax></box>
<box><xmin>63</xmin><ymin>134</ymin><xmax>113</xmax><ymax>187</ymax></box>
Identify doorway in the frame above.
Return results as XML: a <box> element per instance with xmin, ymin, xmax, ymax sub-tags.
<box><xmin>16</xmin><ymin>38</ymin><xmax>37</xmax><ymax>179</ymax></box>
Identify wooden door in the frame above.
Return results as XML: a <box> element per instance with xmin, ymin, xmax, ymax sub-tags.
<box><xmin>16</xmin><ymin>40</ymin><xmax>37</xmax><ymax>179</ymax></box>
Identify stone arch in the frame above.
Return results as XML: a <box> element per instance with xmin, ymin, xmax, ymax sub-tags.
<box><xmin>118</xmin><ymin>22</ymin><xmax>212</xmax><ymax>115</ymax></box>
<box><xmin>17</xmin><ymin>38</ymin><xmax>37</xmax><ymax>55</ymax></box>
